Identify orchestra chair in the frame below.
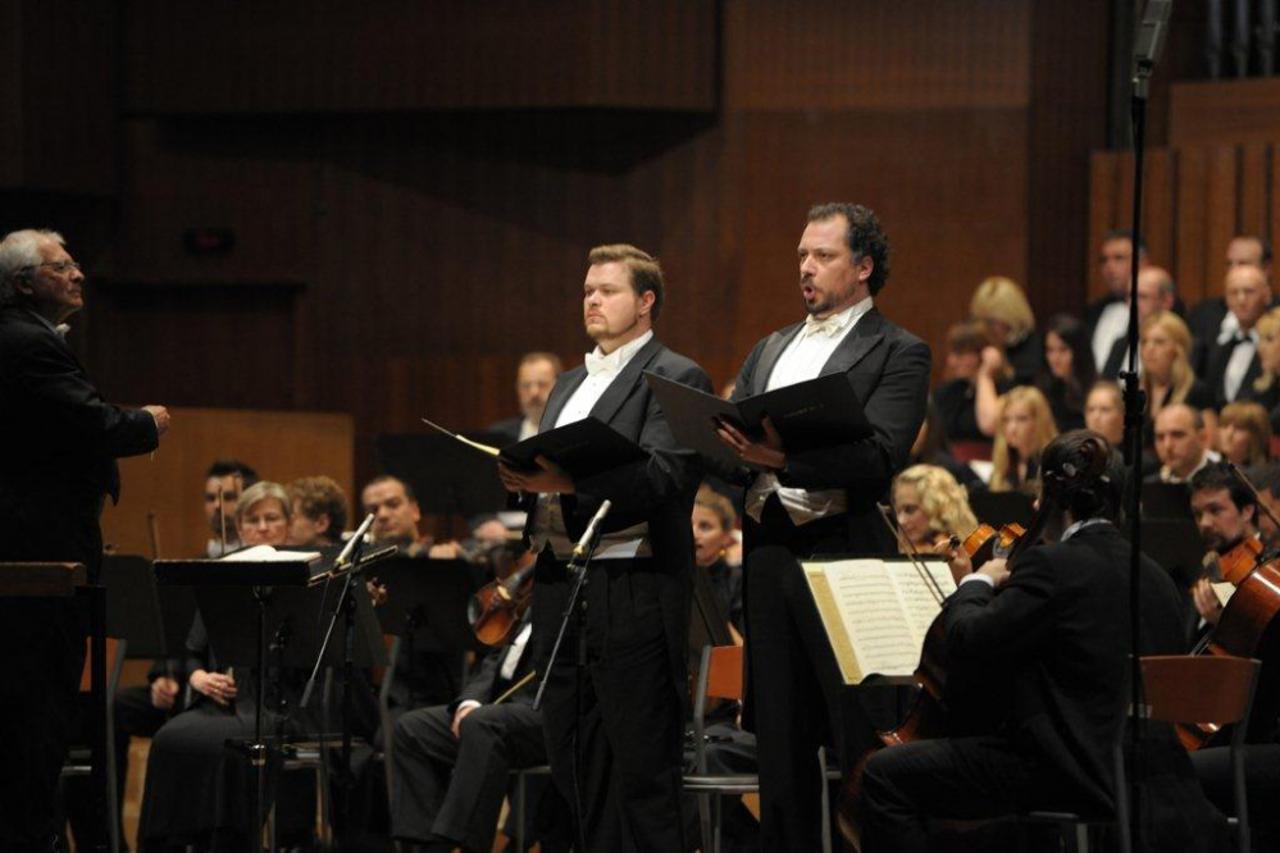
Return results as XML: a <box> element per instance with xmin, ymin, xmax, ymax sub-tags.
<box><xmin>682</xmin><ymin>643</ymin><xmax>841</xmax><ymax>853</ymax></box>
<box><xmin>62</xmin><ymin>635</ymin><xmax>127</xmax><ymax>853</ymax></box>
<box><xmin>1022</xmin><ymin>654</ymin><xmax>1259</xmax><ymax>853</ymax></box>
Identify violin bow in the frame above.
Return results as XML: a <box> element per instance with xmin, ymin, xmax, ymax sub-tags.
<box><xmin>877</xmin><ymin>503</ymin><xmax>948</xmax><ymax>605</ymax></box>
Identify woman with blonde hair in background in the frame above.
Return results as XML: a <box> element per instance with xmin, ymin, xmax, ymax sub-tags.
<box><xmin>1140</xmin><ymin>310</ymin><xmax>1215</xmax><ymax>432</ymax></box>
<box><xmin>970</xmin><ymin>276</ymin><xmax>1041</xmax><ymax>387</ymax></box>
<box><xmin>1216</xmin><ymin>401</ymin><xmax>1272</xmax><ymax>467</ymax></box>
<box><xmin>892</xmin><ymin>465</ymin><xmax>980</xmax><ymax>583</ymax></box>
<box><xmin>989</xmin><ymin>386</ymin><xmax>1058</xmax><ymax>493</ymax></box>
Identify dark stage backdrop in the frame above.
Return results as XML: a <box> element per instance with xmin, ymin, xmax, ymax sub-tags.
<box><xmin>1</xmin><ymin>0</ymin><xmax>1141</xmax><ymax>489</ymax></box>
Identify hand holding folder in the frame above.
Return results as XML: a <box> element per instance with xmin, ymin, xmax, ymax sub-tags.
<box><xmin>423</xmin><ymin>416</ymin><xmax>646</xmax><ymax>482</ymax></box>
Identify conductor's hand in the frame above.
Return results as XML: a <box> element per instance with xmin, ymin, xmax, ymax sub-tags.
<box><xmin>715</xmin><ymin>416</ymin><xmax>786</xmax><ymax>471</ymax></box>
<box><xmin>190</xmin><ymin>669</ymin><xmax>238</xmax><ymax>707</ymax></box>
<box><xmin>150</xmin><ymin>676</ymin><xmax>179</xmax><ymax>711</ymax></box>
<box><xmin>1193</xmin><ymin>577</ymin><xmax>1224</xmax><ymax>627</ymax></box>
<box><xmin>978</xmin><ymin>556</ymin><xmax>1011</xmax><ymax>587</ymax></box>
<box><xmin>143</xmin><ymin>405</ymin><xmax>171</xmax><ymax>437</ymax></box>
<box><xmin>498</xmin><ymin>455</ymin><xmax>575</xmax><ymax>494</ymax></box>
<box><xmin>451</xmin><ymin>702</ymin><xmax>480</xmax><ymax>739</ymax></box>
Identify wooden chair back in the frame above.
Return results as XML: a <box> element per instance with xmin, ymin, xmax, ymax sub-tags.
<box><xmin>705</xmin><ymin>644</ymin><xmax>744</xmax><ymax>701</ymax></box>
<box><xmin>1140</xmin><ymin>655</ymin><xmax>1259</xmax><ymax>725</ymax></box>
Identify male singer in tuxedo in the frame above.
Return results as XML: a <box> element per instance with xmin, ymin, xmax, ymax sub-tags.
<box><xmin>714</xmin><ymin>203</ymin><xmax>930</xmax><ymax>851</ymax></box>
<box><xmin>0</xmin><ymin>229</ymin><xmax>168</xmax><ymax>850</ymax></box>
<box><xmin>1203</xmin><ymin>263</ymin><xmax>1272</xmax><ymax>408</ymax></box>
<box><xmin>499</xmin><ymin>244</ymin><xmax>712</xmax><ymax>852</ymax></box>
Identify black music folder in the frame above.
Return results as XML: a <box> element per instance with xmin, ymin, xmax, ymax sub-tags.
<box><xmin>645</xmin><ymin>371</ymin><xmax>872</xmax><ymax>470</ymax></box>
<box><xmin>499</xmin><ymin>418</ymin><xmax>647</xmax><ymax>479</ymax></box>
<box><xmin>376</xmin><ymin>431</ymin><xmax>510</xmax><ymax>517</ymax></box>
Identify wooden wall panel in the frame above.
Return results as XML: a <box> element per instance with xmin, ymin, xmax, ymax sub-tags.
<box><xmin>725</xmin><ymin>0</ymin><xmax>1031</xmax><ymax>110</ymax></box>
<box><xmin>1241</xmin><ymin>142</ymin><xmax>1269</xmax><ymax>235</ymax></box>
<box><xmin>1171</xmin><ymin>78</ymin><xmax>1280</xmax><ymax>145</ymax></box>
<box><xmin>99</xmin><ymin>408</ymin><xmax>354</xmax><ymax>561</ymax></box>
<box><xmin>0</xmin><ymin>2</ymin><xmax>22</xmax><ymax>187</ymax></box>
<box><xmin>123</xmin><ymin>0</ymin><xmax>716</xmax><ymax>115</ymax></box>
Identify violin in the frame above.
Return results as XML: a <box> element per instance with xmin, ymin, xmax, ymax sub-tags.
<box><xmin>1215</xmin><ymin>535</ymin><xmax>1264</xmax><ymax>586</ymax></box>
<box><xmin>468</xmin><ymin>550</ymin><xmax>537</xmax><ymax>646</ymax></box>
<box><xmin>961</xmin><ymin>523</ymin><xmax>1027</xmax><ymax>571</ymax></box>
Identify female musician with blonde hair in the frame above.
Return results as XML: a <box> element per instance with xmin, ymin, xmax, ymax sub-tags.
<box><xmin>989</xmin><ymin>385</ymin><xmax>1058</xmax><ymax>493</ymax></box>
<box><xmin>1239</xmin><ymin>306</ymin><xmax>1280</xmax><ymax>430</ymax></box>
<box><xmin>892</xmin><ymin>465</ymin><xmax>980</xmax><ymax>582</ymax></box>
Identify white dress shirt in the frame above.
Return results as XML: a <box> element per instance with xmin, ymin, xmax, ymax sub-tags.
<box><xmin>1222</xmin><ymin>327</ymin><xmax>1258</xmax><ymax>403</ymax></box>
<box><xmin>530</xmin><ymin>330</ymin><xmax>654</xmax><ymax>559</ymax></box>
<box><xmin>1091</xmin><ymin>301</ymin><xmax>1129</xmax><ymax>372</ymax></box>
<box><xmin>518</xmin><ymin>418</ymin><xmax>539</xmax><ymax>441</ymax></box>
<box><xmin>744</xmin><ymin>297</ymin><xmax>873</xmax><ymax>526</ymax></box>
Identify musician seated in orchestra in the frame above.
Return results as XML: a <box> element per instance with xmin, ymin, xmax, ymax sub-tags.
<box><xmin>856</xmin><ymin>430</ymin><xmax>1226</xmax><ymax>853</ymax></box>
<box><xmin>1215</xmin><ymin>401</ymin><xmax>1271</xmax><ymax>468</ymax></box>
<box><xmin>987</xmin><ymin>386</ymin><xmax>1057</xmax><ymax>493</ymax></box>
<box><xmin>361</xmin><ymin>474</ymin><xmax>461</xmax><ymax>558</ymax></box>
<box><xmin>693</xmin><ymin>486</ymin><xmax>745</xmax><ymax>637</ymax></box>
<box><xmin>892</xmin><ymin>464</ymin><xmax>979</xmax><ymax>584</ymax></box>
<box><xmin>138</xmin><ymin>481</ymin><xmax>376</xmax><ymax>851</ymax></box>
<box><xmin>487</xmin><ymin>351</ymin><xmax>563</xmax><ymax>445</ymax></box>
<box><xmin>1146</xmin><ymin>403</ymin><xmax>1220</xmax><ymax>485</ymax></box>
<box><xmin>202</xmin><ymin>458</ymin><xmax>258</xmax><ymax>557</ymax></box>
<box><xmin>286</xmin><ymin>474</ymin><xmax>349</xmax><ymax>548</ymax></box>
<box><xmin>1236</xmin><ymin>306</ymin><xmax>1280</xmax><ymax>430</ymax></box>
<box><xmin>390</xmin><ymin>613</ymin><xmax>570</xmax><ymax>853</ymax></box>
<box><xmin>1188</xmin><ymin>462</ymin><xmax>1263</xmax><ymax>632</ymax></box>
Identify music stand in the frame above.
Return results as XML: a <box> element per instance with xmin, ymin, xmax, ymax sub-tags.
<box><xmin>1140</xmin><ymin>518</ymin><xmax>1207</xmax><ymax>590</ymax></box>
<box><xmin>0</xmin><ymin>562</ymin><xmax>85</xmax><ymax>596</ymax></box>
<box><xmin>968</xmin><ymin>490</ymin><xmax>1035</xmax><ymax>529</ymax></box>
<box><xmin>101</xmin><ymin>555</ymin><xmax>166</xmax><ymax>659</ymax></box>
<box><xmin>1141</xmin><ymin>482</ymin><xmax>1193</xmax><ymax>521</ymax></box>
<box><xmin>375</xmin><ymin>432</ymin><xmax>511</xmax><ymax>517</ymax></box>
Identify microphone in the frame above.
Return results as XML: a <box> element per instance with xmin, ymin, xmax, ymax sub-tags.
<box><xmin>571</xmin><ymin>499</ymin><xmax>612</xmax><ymax>559</ymax></box>
<box><xmin>1132</xmin><ymin>0</ymin><xmax>1172</xmax><ymax>97</ymax></box>
<box><xmin>334</xmin><ymin>513</ymin><xmax>376</xmax><ymax>569</ymax></box>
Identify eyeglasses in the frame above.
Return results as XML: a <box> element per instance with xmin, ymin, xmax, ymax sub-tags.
<box><xmin>19</xmin><ymin>260</ymin><xmax>82</xmax><ymax>275</ymax></box>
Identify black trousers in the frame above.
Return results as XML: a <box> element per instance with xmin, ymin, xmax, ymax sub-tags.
<box><xmin>742</xmin><ymin>503</ymin><xmax>889</xmax><ymax>852</ymax></box>
<box><xmin>534</xmin><ymin>557</ymin><xmax>686</xmax><ymax>853</ymax></box>
<box><xmin>0</xmin><ymin>496</ymin><xmax>100</xmax><ymax>852</ymax></box>
<box><xmin>390</xmin><ymin>702</ymin><xmax>547</xmax><ymax>852</ymax></box>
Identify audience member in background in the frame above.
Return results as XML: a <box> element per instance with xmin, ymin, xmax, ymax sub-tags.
<box><xmin>969</xmin><ymin>276</ymin><xmax>1041</xmax><ymax>386</ymax></box>
<box><xmin>692</xmin><ymin>486</ymin><xmax>744</xmax><ymax>637</ymax></box>
<box><xmin>988</xmin><ymin>386</ymin><xmax>1058</xmax><ymax>494</ymax></box>
<box><xmin>933</xmin><ymin>320</ymin><xmax>1008</xmax><ymax>445</ymax></box>
<box><xmin>361</xmin><ymin>474</ymin><xmax>459</xmax><ymax>558</ymax></box>
<box><xmin>488</xmin><ymin>351</ymin><xmax>563</xmax><ymax>445</ymax></box>
<box><xmin>1140</xmin><ymin>311</ymin><xmax>1215</xmax><ymax>435</ymax></box>
<box><xmin>1036</xmin><ymin>313</ymin><xmax>1095</xmax><ymax>432</ymax></box>
<box><xmin>892</xmin><ymin>465</ymin><xmax>979</xmax><ymax>582</ymax></box>
<box><xmin>1237</xmin><ymin>305</ymin><xmax>1280</xmax><ymax>430</ymax></box>
<box><xmin>1149</xmin><ymin>404</ymin><xmax>1221</xmax><ymax>484</ymax></box>
<box><xmin>1087</xmin><ymin>230</ymin><xmax>1149</xmax><ymax>371</ymax></box>
<box><xmin>1215</xmin><ymin>401</ymin><xmax>1272</xmax><ymax>468</ymax></box>
<box><xmin>139</xmin><ymin>482</ymin><xmax>370</xmax><ymax>850</ymax></box>
<box><xmin>908</xmin><ymin>398</ymin><xmax>982</xmax><ymax>490</ymax></box>
<box><xmin>1084</xmin><ymin>380</ymin><xmax>1125</xmax><ymax>448</ymax></box>
<box><xmin>1189</xmin><ymin>235</ymin><xmax>1273</xmax><ymax>374</ymax></box>
<box><xmin>1097</xmin><ymin>265</ymin><xmax>1176</xmax><ymax>379</ymax></box>
<box><xmin>1204</xmin><ymin>264</ymin><xmax>1273</xmax><ymax>408</ymax></box>
<box><xmin>286</xmin><ymin>475</ymin><xmax>349</xmax><ymax>547</ymax></box>
<box><xmin>203</xmin><ymin>459</ymin><xmax>259</xmax><ymax>557</ymax></box>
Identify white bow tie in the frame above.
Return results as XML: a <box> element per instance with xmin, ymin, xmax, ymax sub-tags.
<box><xmin>584</xmin><ymin>349</ymin><xmax>621</xmax><ymax>376</ymax></box>
<box><xmin>803</xmin><ymin>313</ymin><xmax>846</xmax><ymax>338</ymax></box>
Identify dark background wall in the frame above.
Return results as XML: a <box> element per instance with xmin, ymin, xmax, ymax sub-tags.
<box><xmin>0</xmin><ymin>0</ymin><xmax>1203</xmax><ymax>485</ymax></box>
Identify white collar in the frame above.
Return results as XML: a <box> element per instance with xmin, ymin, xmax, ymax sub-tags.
<box><xmin>1061</xmin><ymin>517</ymin><xmax>1111</xmax><ymax>541</ymax></box>
<box><xmin>802</xmin><ymin>296</ymin><xmax>873</xmax><ymax>338</ymax></box>
<box><xmin>584</xmin><ymin>329</ymin><xmax>653</xmax><ymax>376</ymax></box>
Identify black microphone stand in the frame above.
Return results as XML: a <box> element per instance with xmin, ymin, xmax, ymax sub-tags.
<box><xmin>1122</xmin><ymin>3</ymin><xmax>1172</xmax><ymax>850</ymax></box>
<box><xmin>532</xmin><ymin>528</ymin><xmax>605</xmax><ymax>853</ymax></box>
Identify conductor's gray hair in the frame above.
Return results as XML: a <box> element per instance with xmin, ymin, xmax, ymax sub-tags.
<box><xmin>0</xmin><ymin>229</ymin><xmax>65</xmax><ymax>307</ymax></box>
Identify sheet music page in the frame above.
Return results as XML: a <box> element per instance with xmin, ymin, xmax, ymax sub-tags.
<box><xmin>886</xmin><ymin>560</ymin><xmax>957</xmax><ymax>647</ymax></box>
<box><xmin>814</xmin><ymin>559</ymin><xmax>920</xmax><ymax>679</ymax></box>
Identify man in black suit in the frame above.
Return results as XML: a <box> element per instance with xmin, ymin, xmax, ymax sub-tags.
<box><xmin>1099</xmin><ymin>265</ymin><xmax>1176</xmax><ymax>379</ymax></box>
<box><xmin>713</xmin><ymin>203</ymin><xmax>930</xmax><ymax>850</ymax></box>
<box><xmin>499</xmin><ymin>243</ymin><xmax>711</xmax><ymax>852</ymax></box>
<box><xmin>856</xmin><ymin>431</ymin><xmax>1225</xmax><ymax>852</ymax></box>
<box><xmin>1086</xmin><ymin>230</ymin><xmax>1148</xmax><ymax>372</ymax></box>
<box><xmin>489</xmin><ymin>352</ymin><xmax>563</xmax><ymax>446</ymax></box>
<box><xmin>1187</xmin><ymin>234</ymin><xmax>1273</xmax><ymax>375</ymax></box>
<box><xmin>390</xmin><ymin>614</ymin><xmax>565</xmax><ymax>852</ymax></box>
<box><xmin>1203</xmin><ymin>264</ymin><xmax>1272</xmax><ymax>408</ymax></box>
<box><xmin>0</xmin><ymin>229</ymin><xmax>168</xmax><ymax>850</ymax></box>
